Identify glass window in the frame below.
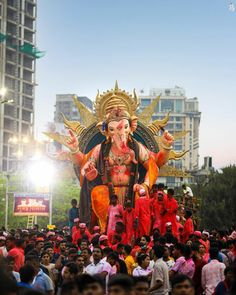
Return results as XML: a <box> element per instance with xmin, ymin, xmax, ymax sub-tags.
<box><xmin>161</xmin><ymin>100</ymin><xmax>174</xmax><ymax>112</ymax></box>
<box><xmin>175</xmin><ymin>100</ymin><xmax>183</xmax><ymax>113</ymax></box>
<box><xmin>141</xmin><ymin>99</ymin><xmax>151</xmax><ymax>107</ymax></box>
<box><xmin>175</xmin><ymin>123</ymin><xmax>183</xmax><ymax>129</ymax></box>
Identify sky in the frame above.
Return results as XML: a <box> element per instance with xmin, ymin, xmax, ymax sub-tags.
<box><xmin>35</xmin><ymin>0</ymin><xmax>236</xmax><ymax>169</ymax></box>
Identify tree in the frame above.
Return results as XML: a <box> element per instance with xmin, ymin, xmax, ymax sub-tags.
<box><xmin>198</xmin><ymin>165</ymin><xmax>236</xmax><ymax>229</ymax></box>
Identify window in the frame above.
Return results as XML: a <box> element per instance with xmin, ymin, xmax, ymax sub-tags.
<box><xmin>22</xmin><ymin>110</ymin><xmax>32</xmax><ymax>122</ymax></box>
<box><xmin>141</xmin><ymin>99</ymin><xmax>151</xmax><ymax>107</ymax></box>
<box><xmin>161</xmin><ymin>100</ymin><xmax>174</xmax><ymax>112</ymax></box>
<box><xmin>175</xmin><ymin>100</ymin><xmax>183</xmax><ymax>113</ymax></box>
<box><xmin>175</xmin><ymin>123</ymin><xmax>183</xmax><ymax>129</ymax></box>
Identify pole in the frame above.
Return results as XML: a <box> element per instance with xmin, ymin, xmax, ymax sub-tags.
<box><xmin>5</xmin><ymin>174</ymin><xmax>9</xmax><ymax>229</ymax></box>
<box><xmin>7</xmin><ymin>143</ymin><xmax>10</xmax><ymax>172</ymax></box>
<box><xmin>49</xmin><ymin>186</ymin><xmax>52</xmax><ymax>225</ymax></box>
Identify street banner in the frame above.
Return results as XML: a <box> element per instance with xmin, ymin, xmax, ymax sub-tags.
<box><xmin>13</xmin><ymin>193</ymin><xmax>50</xmax><ymax>216</ymax></box>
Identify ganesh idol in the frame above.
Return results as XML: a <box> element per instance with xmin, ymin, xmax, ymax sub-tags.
<box><xmin>45</xmin><ymin>83</ymin><xmax>182</xmax><ymax>231</ymax></box>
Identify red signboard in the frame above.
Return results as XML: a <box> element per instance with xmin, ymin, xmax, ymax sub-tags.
<box><xmin>13</xmin><ymin>193</ymin><xmax>50</xmax><ymax>216</ymax></box>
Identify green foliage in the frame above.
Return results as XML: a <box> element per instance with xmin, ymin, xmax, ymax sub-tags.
<box><xmin>197</xmin><ymin>165</ymin><xmax>236</xmax><ymax>229</ymax></box>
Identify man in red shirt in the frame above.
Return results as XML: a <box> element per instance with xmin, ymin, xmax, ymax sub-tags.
<box><xmin>152</xmin><ymin>191</ymin><xmax>166</xmax><ymax>234</ymax></box>
<box><xmin>123</xmin><ymin>200</ymin><xmax>136</xmax><ymax>245</ymax></box>
<box><xmin>135</xmin><ymin>189</ymin><xmax>151</xmax><ymax>237</ymax></box>
<box><xmin>183</xmin><ymin>210</ymin><xmax>194</xmax><ymax>243</ymax></box>
<box><xmin>162</xmin><ymin>188</ymin><xmax>178</xmax><ymax>237</ymax></box>
<box><xmin>72</xmin><ymin>223</ymin><xmax>92</xmax><ymax>244</ymax></box>
<box><xmin>108</xmin><ymin>221</ymin><xmax>127</xmax><ymax>246</ymax></box>
<box><xmin>7</xmin><ymin>239</ymin><xmax>26</xmax><ymax>272</ymax></box>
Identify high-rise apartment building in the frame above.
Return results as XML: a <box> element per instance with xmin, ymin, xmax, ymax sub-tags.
<box><xmin>0</xmin><ymin>0</ymin><xmax>37</xmax><ymax>172</ymax></box>
<box><xmin>140</xmin><ymin>86</ymin><xmax>201</xmax><ymax>171</ymax></box>
<box><xmin>54</xmin><ymin>94</ymin><xmax>93</xmax><ymax>123</ymax></box>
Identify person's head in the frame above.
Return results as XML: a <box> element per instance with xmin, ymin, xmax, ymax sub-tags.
<box><xmin>76</xmin><ymin>274</ymin><xmax>105</xmax><ymax>295</ymax></box>
<box><xmin>133</xmin><ymin>276</ymin><xmax>149</xmax><ymax>295</ymax></box>
<box><xmin>107</xmin><ymin>252</ymin><xmax>119</xmax><ymax>266</ymax></box>
<box><xmin>35</xmin><ymin>240</ymin><xmax>44</xmax><ymax>252</ymax></box>
<box><xmin>25</xmin><ymin>255</ymin><xmax>40</xmax><ymax>273</ymax></box>
<box><xmin>78</xmin><ymin>239</ymin><xmax>89</xmax><ymax>251</ymax></box>
<box><xmin>75</xmin><ymin>255</ymin><xmax>84</xmax><ymax>269</ymax></box>
<box><xmin>0</xmin><ymin>236</ymin><xmax>6</xmax><ymax>247</ymax></box>
<box><xmin>185</xmin><ymin>210</ymin><xmax>192</xmax><ymax>219</ymax></box>
<box><xmin>5</xmin><ymin>236</ymin><xmax>15</xmax><ymax>251</ymax></box>
<box><xmin>108</xmin><ymin>274</ymin><xmax>134</xmax><ymax>295</ymax></box>
<box><xmin>167</xmin><ymin>188</ymin><xmax>174</xmax><ymax>198</ymax></box>
<box><xmin>157</xmin><ymin>192</ymin><xmax>164</xmax><ymax>202</ymax></box>
<box><xmin>163</xmin><ymin>246</ymin><xmax>170</xmax><ymax>259</ymax></box>
<box><xmin>124</xmin><ymin>244</ymin><xmax>132</xmax><ymax>257</ymax></box>
<box><xmin>198</xmin><ymin>243</ymin><xmax>206</xmax><ymax>255</ymax></box>
<box><xmin>115</xmin><ymin>222</ymin><xmax>125</xmax><ymax>233</ymax></box>
<box><xmin>61</xmin><ymin>281</ymin><xmax>79</xmax><ymax>295</ymax></box>
<box><xmin>110</xmin><ymin>194</ymin><xmax>118</xmax><ymax>206</ymax></box>
<box><xmin>62</xmin><ymin>262</ymin><xmax>79</xmax><ymax>282</ymax></box>
<box><xmin>171</xmin><ymin>274</ymin><xmax>194</xmax><ymax>295</ymax></box>
<box><xmin>40</xmin><ymin>251</ymin><xmax>51</xmax><ymax>265</ymax></box>
<box><xmin>153</xmin><ymin>245</ymin><xmax>165</xmax><ymax>260</ymax></box>
<box><xmin>71</xmin><ymin>199</ymin><xmax>77</xmax><ymax>208</ymax></box>
<box><xmin>125</xmin><ymin>200</ymin><xmax>133</xmax><ymax>212</ymax></box>
<box><xmin>165</xmin><ymin>222</ymin><xmax>172</xmax><ymax>233</ymax></box>
<box><xmin>116</xmin><ymin>243</ymin><xmax>125</xmax><ymax>255</ymax></box>
<box><xmin>59</xmin><ymin>240</ymin><xmax>67</xmax><ymax>253</ymax></box>
<box><xmin>201</xmin><ymin>231</ymin><xmax>210</xmax><ymax>241</ymax></box>
<box><xmin>137</xmin><ymin>254</ymin><xmax>150</xmax><ymax>269</ymax></box>
<box><xmin>79</xmin><ymin>223</ymin><xmax>86</xmax><ymax>234</ymax></box>
<box><xmin>99</xmin><ymin>235</ymin><xmax>109</xmax><ymax>247</ymax></box>
<box><xmin>19</xmin><ymin>264</ymin><xmax>35</xmax><ymax>284</ymax></box>
<box><xmin>184</xmin><ymin>245</ymin><xmax>192</xmax><ymax>259</ymax></box>
<box><xmin>44</xmin><ymin>245</ymin><xmax>54</xmax><ymax>258</ymax></box>
<box><xmin>81</xmin><ymin>248</ymin><xmax>92</xmax><ymax>261</ymax></box>
<box><xmin>93</xmin><ymin>226</ymin><xmax>100</xmax><ymax>234</ymax></box>
<box><xmin>209</xmin><ymin>247</ymin><xmax>219</xmax><ymax>260</ymax></box>
<box><xmin>68</xmin><ymin>248</ymin><xmax>78</xmax><ymax>261</ymax></box>
<box><xmin>103</xmin><ymin>247</ymin><xmax>113</xmax><ymax>257</ymax></box>
<box><xmin>172</xmin><ymin>243</ymin><xmax>185</xmax><ymax>259</ymax></box>
<box><xmin>140</xmin><ymin>235</ymin><xmax>150</xmax><ymax>247</ymax></box>
<box><xmin>92</xmin><ymin>246</ymin><xmax>103</xmax><ymax>262</ymax></box>
<box><xmin>0</xmin><ymin>270</ymin><xmax>18</xmax><ymax>295</ymax></box>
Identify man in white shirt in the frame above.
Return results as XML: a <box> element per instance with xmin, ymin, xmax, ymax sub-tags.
<box><xmin>149</xmin><ymin>245</ymin><xmax>169</xmax><ymax>295</ymax></box>
<box><xmin>201</xmin><ymin>248</ymin><xmax>226</xmax><ymax>295</ymax></box>
<box><xmin>182</xmin><ymin>184</ymin><xmax>193</xmax><ymax>198</ymax></box>
<box><xmin>85</xmin><ymin>246</ymin><xmax>112</xmax><ymax>280</ymax></box>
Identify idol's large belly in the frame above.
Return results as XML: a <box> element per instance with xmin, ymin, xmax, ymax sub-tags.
<box><xmin>110</xmin><ymin>165</ymin><xmax>131</xmax><ymax>186</ymax></box>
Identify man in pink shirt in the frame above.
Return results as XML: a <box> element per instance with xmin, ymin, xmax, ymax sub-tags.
<box><xmin>7</xmin><ymin>239</ymin><xmax>26</xmax><ymax>272</ymax></box>
<box><xmin>107</xmin><ymin>195</ymin><xmax>123</xmax><ymax>235</ymax></box>
<box><xmin>201</xmin><ymin>247</ymin><xmax>226</xmax><ymax>295</ymax></box>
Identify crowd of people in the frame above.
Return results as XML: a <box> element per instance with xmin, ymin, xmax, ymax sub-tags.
<box><xmin>0</xmin><ymin>183</ymin><xmax>236</xmax><ymax>295</ymax></box>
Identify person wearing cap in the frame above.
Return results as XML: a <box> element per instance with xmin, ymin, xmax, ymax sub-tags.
<box><xmin>135</xmin><ymin>189</ymin><xmax>151</xmax><ymax>238</ymax></box>
<box><xmin>68</xmin><ymin>199</ymin><xmax>79</xmax><ymax>234</ymax></box>
<box><xmin>199</xmin><ymin>231</ymin><xmax>210</xmax><ymax>253</ymax></box>
<box><xmin>183</xmin><ymin>210</ymin><xmax>194</xmax><ymax>243</ymax></box>
<box><xmin>99</xmin><ymin>235</ymin><xmax>109</xmax><ymax>249</ymax></box>
<box><xmin>162</xmin><ymin>188</ymin><xmax>178</xmax><ymax>237</ymax></box>
<box><xmin>71</xmin><ymin>217</ymin><xmax>80</xmax><ymax>235</ymax></box>
<box><xmin>72</xmin><ymin>223</ymin><xmax>92</xmax><ymax>244</ymax></box>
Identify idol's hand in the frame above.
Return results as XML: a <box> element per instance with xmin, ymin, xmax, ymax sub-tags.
<box><xmin>67</xmin><ymin>129</ymin><xmax>79</xmax><ymax>152</ymax></box>
<box><xmin>84</xmin><ymin>162</ymin><xmax>98</xmax><ymax>181</ymax></box>
<box><xmin>161</xmin><ymin>130</ymin><xmax>174</xmax><ymax>148</ymax></box>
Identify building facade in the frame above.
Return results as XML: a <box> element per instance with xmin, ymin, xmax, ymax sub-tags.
<box><xmin>140</xmin><ymin>86</ymin><xmax>201</xmax><ymax>172</ymax></box>
<box><xmin>0</xmin><ymin>0</ymin><xmax>37</xmax><ymax>172</ymax></box>
<box><xmin>54</xmin><ymin>94</ymin><xmax>93</xmax><ymax>123</ymax></box>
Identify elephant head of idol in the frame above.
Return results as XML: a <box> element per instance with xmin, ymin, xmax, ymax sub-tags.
<box><xmin>97</xmin><ymin>108</ymin><xmax>137</xmax><ymax>152</ymax></box>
